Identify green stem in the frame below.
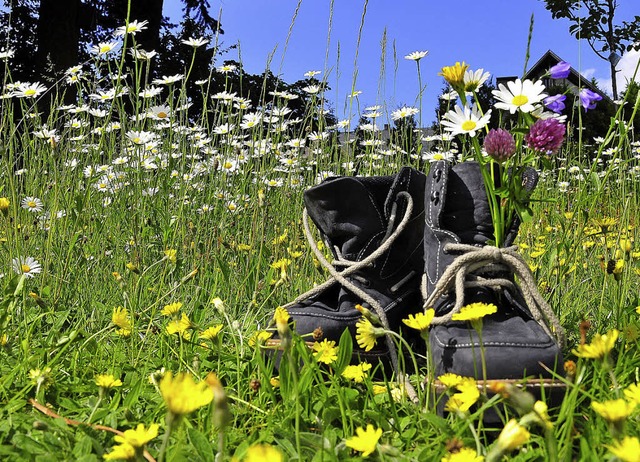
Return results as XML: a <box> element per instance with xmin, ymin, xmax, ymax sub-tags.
<box><xmin>158</xmin><ymin>412</ymin><xmax>178</xmax><ymax>462</ymax></box>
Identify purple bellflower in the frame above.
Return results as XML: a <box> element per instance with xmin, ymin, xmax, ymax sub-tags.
<box><xmin>544</xmin><ymin>94</ymin><xmax>567</xmax><ymax>113</ymax></box>
<box><xmin>549</xmin><ymin>61</ymin><xmax>571</xmax><ymax>79</ymax></box>
<box><xmin>579</xmin><ymin>88</ymin><xmax>603</xmax><ymax>111</ymax></box>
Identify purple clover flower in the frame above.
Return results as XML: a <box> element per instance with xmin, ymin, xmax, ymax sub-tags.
<box><xmin>549</xmin><ymin>61</ymin><xmax>571</xmax><ymax>79</ymax></box>
<box><xmin>579</xmin><ymin>88</ymin><xmax>603</xmax><ymax>111</ymax></box>
<box><xmin>524</xmin><ymin>118</ymin><xmax>566</xmax><ymax>155</ymax></box>
<box><xmin>484</xmin><ymin>128</ymin><xmax>516</xmax><ymax>162</ymax></box>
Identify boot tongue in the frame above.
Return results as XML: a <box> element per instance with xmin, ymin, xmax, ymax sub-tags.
<box><xmin>442</xmin><ymin>162</ymin><xmax>494</xmax><ymax>245</ymax></box>
<box><xmin>304</xmin><ymin>176</ymin><xmax>390</xmax><ymax>259</ymax></box>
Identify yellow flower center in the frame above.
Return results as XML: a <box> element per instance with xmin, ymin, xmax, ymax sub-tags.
<box><xmin>24</xmin><ymin>89</ymin><xmax>36</xmax><ymax>97</ymax></box>
<box><xmin>157</xmin><ymin>111</ymin><xmax>168</xmax><ymax>118</ymax></box>
<box><xmin>27</xmin><ymin>201</ymin><xmax>36</xmax><ymax>208</ymax></box>
<box><xmin>223</xmin><ymin>162</ymin><xmax>233</xmax><ymax>169</ymax></box>
<box><xmin>100</xmin><ymin>45</ymin><xmax>111</xmax><ymax>54</ymax></box>
<box><xmin>512</xmin><ymin>94</ymin><xmax>529</xmax><ymax>106</ymax></box>
<box><xmin>21</xmin><ymin>264</ymin><xmax>31</xmax><ymax>273</ymax></box>
<box><xmin>461</xmin><ymin>120</ymin><xmax>477</xmax><ymax>131</ymax></box>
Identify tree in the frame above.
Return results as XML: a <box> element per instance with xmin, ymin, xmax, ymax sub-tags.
<box><xmin>541</xmin><ymin>0</ymin><xmax>640</xmax><ymax>99</ymax></box>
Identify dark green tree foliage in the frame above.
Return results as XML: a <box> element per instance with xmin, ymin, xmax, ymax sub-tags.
<box><xmin>540</xmin><ymin>0</ymin><xmax>640</xmax><ymax>99</ymax></box>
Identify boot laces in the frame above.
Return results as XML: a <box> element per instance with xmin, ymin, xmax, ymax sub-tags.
<box><xmin>421</xmin><ymin>243</ymin><xmax>565</xmax><ymax>347</ymax></box>
<box><xmin>282</xmin><ymin>191</ymin><xmax>418</xmax><ymax>400</ymax></box>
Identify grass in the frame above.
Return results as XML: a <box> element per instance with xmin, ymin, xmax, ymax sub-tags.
<box><xmin>1</xmin><ymin>7</ymin><xmax>640</xmax><ymax>462</ymax></box>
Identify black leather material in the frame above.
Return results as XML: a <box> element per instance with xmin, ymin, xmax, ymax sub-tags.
<box><xmin>424</xmin><ymin>160</ymin><xmax>563</xmax><ymax>380</ymax></box>
<box><xmin>286</xmin><ymin>167</ymin><xmax>427</xmax><ymax>365</ymax></box>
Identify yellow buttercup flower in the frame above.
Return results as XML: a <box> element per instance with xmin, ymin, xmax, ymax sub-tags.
<box><xmin>573</xmin><ymin>329</ymin><xmax>619</xmax><ymax>359</ymax></box>
<box><xmin>312</xmin><ymin>339</ymin><xmax>339</xmax><ymax>365</ymax></box>
<box><xmin>114</xmin><ymin>423</ymin><xmax>159</xmax><ymax>448</ymax></box>
<box><xmin>345</xmin><ymin>424</ymin><xmax>382</xmax><ymax>457</ymax></box>
<box><xmin>159</xmin><ymin>371</ymin><xmax>214</xmax><ymax>416</ymax></box>
<box><xmin>591</xmin><ymin>398</ymin><xmax>636</xmax><ymax>423</ymax></box>
<box><xmin>606</xmin><ymin>436</ymin><xmax>640</xmax><ymax>462</ymax></box>
<box><xmin>95</xmin><ymin>374</ymin><xmax>123</xmax><ymax>389</ymax></box>
<box><xmin>342</xmin><ymin>362</ymin><xmax>372</xmax><ymax>383</ymax></box>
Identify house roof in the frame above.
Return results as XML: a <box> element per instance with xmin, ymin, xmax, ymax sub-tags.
<box><xmin>497</xmin><ymin>49</ymin><xmax>613</xmax><ymax>104</ymax></box>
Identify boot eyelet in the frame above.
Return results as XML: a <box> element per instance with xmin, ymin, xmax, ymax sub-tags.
<box><xmin>430</xmin><ymin>191</ymin><xmax>440</xmax><ymax>204</ymax></box>
<box><xmin>433</xmin><ymin>169</ymin><xmax>443</xmax><ymax>182</ymax></box>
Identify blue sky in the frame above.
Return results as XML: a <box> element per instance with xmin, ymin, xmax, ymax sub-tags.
<box><xmin>165</xmin><ymin>0</ymin><xmax>640</xmax><ymax>125</ymax></box>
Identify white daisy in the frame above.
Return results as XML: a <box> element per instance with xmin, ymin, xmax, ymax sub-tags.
<box><xmin>464</xmin><ymin>69</ymin><xmax>491</xmax><ymax>92</ymax></box>
<box><xmin>492</xmin><ymin>79</ymin><xmax>547</xmax><ymax>114</ymax></box>
<box><xmin>391</xmin><ymin>106</ymin><xmax>419</xmax><ymax>121</ymax></box>
<box><xmin>21</xmin><ymin>196</ymin><xmax>44</xmax><ymax>213</ymax></box>
<box><xmin>12</xmin><ymin>256</ymin><xmax>42</xmax><ymax>278</ymax></box>
<box><xmin>441</xmin><ymin>105</ymin><xmax>492</xmax><ymax>137</ymax></box>
<box><xmin>404</xmin><ymin>50</ymin><xmax>428</xmax><ymax>61</ymax></box>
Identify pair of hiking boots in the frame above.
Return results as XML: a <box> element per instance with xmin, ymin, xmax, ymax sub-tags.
<box><xmin>271</xmin><ymin>160</ymin><xmax>564</xmax><ymax>391</ymax></box>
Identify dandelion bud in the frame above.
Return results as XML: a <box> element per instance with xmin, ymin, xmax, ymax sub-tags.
<box><xmin>0</xmin><ymin>197</ymin><xmax>9</xmax><ymax>217</ymax></box>
<box><xmin>126</xmin><ymin>262</ymin><xmax>140</xmax><ymax>274</ymax></box>
<box><xmin>484</xmin><ymin>128</ymin><xmax>516</xmax><ymax>162</ymax></box>
<box><xmin>487</xmin><ymin>419</ymin><xmax>530</xmax><ymax>461</ymax></box>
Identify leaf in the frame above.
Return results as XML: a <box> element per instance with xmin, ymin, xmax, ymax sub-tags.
<box><xmin>334</xmin><ymin>329</ymin><xmax>353</xmax><ymax>374</ymax></box>
<box><xmin>187</xmin><ymin>428</ymin><xmax>215</xmax><ymax>462</ymax></box>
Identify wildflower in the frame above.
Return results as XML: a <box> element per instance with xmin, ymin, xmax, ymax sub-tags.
<box><xmin>159</xmin><ymin>371</ymin><xmax>214</xmax><ymax>416</ymax></box>
<box><xmin>345</xmin><ymin>424</ymin><xmax>382</xmax><ymax>457</ymax></box>
<box><xmin>161</xmin><ymin>302</ymin><xmax>183</xmax><ymax>316</ymax></box>
<box><xmin>549</xmin><ymin>60</ymin><xmax>571</xmax><ymax>79</ymax></box>
<box><xmin>11</xmin><ymin>256</ymin><xmax>42</xmax><ymax>278</ymax></box>
<box><xmin>21</xmin><ymin>196</ymin><xmax>44</xmax><ymax>213</ymax></box>
<box><xmin>166</xmin><ymin>313</ymin><xmax>193</xmax><ymax>338</ymax></box>
<box><xmin>445</xmin><ymin>378</ymin><xmax>480</xmax><ymax>413</ymax></box>
<box><xmin>524</xmin><ymin>118</ymin><xmax>566</xmax><ymax>155</ymax></box>
<box><xmin>532</xmin><ymin>400</ymin><xmax>553</xmax><ymax>429</ymax></box>
<box><xmin>441</xmin><ymin>447</ymin><xmax>485</xmax><ymax>462</ymax></box>
<box><xmin>91</xmin><ymin>41</ymin><xmax>119</xmax><ymax>56</ymax></box>
<box><xmin>463</xmin><ymin>68</ymin><xmax>491</xmax><ymax>92</ymax></box>
<box><xmin>211</xmin><ymin>297</ymin><xmax>226</xmax><ymax>313</ymax></box>
<box><xmin>439</xmin><ymin>62</ymin><xmax>469</xmax><ymax>92</ymax></box>
<box><xmin>114</xmin><ymin>19</ymin><xmax>149</xmax><ymax>36</ymax></box>
<box><xmin>493</xmin><ymin>78</ymin><xmax>547</xmax><ymax>114</ymax></box>
<box><xmin>591</xmin><ymin>398</ymin><xmax>636</xmax><ymax>423</ymax></box>
<box><xmin>402</xmin><ymin>309</ymin><xmax>435</xmax><ymax>338</ymax></box>
<box><xmin>484</xmin><ymin>128</ymin><xmax>516</xmax><ymax>162</ymax></box>
<box><xmin>572</xmin><ymin>329</ymin><xmax>618</xmax><ymax>359</ymax></box>
<box><xmin>199</xmin><ymin>324</ymin><xmax>223</xmax><ymax>341</ymax></box>
<box><xmin>249</xmin><ymin>330</ymin><xmax>273</xmax><ymax>347</ymax></box>
<box><xmin>623</xmin><ymin>383</ymin><xmax>640</xmax><ymax>406</ymax></box>
<box><xmin>490</xmin><ymin>419</ymin><xmax>530</xmax><ymax>457</ymax></box>
<box><xmin>606</xmin><ymin>436</ymin><xmax>640</xmax><ymax>462</ymax></box>
<box><xmin>126</xmin><ymin>262</ymin><xmax>140</xmax><ymax>274</ymax></box>
<box><xmin>114</xmin><ymin>423</ymin><xmax>159</xmax><ymax>448</ymax></box>
<box><xmin>451</xmin><ymin>302</ymin><xmax>497</xmax><ymax>323</ymax></box>
<box><xmin>438</xmin><ymin>373</ymin><xmax>464</xmax><ymax>388</ymax></box>
<box><xmin>244</xmin><ymin>443</ymin><xmax>283</xmax><ymax>462</ymax></box>
<box><xmin>182</xmin><ymin>36</ymin><xmax>209</xmax><ymax>48</ymax></box>
<box><xmin>205</xmin><ymin>373</ymin><xmax>231</xmax><ymax>429</ymax></box>
<box><xmin>441</xmin><ymin>105</ymin><xmax>492</xmax><ymax>137</ymax></box>
<box><xmin>342</xmin><ymin>362</ymin><xmax>372</xmax><ymax>383</ymax></box>
<box><xmin>579</xmin><ymin>88</ymin><xmax>602</xmax><ymax>111</ymax></box>
<box><xmin>271</xmin><ymin>258</ymin><xmax>291</xmax><ymax>282</ymax></box>
<box><xmin>95</xmin><ymin>374</ymin><xmax>123</xmax><ymax>389</ymax></box>
<box><xmin>404</xmin><ymin>50</ymin><xmax>428</xmax><ymax>61</ymax></box>
<box><xmin>356</xmin><ymin>317</ymin><xmax>385</xmax><ymax>352</ymax></box>
<box><xmin>0</xmin><ymin>197</ymin><xmax>9</xmax><ymax>216</ymax></box>
<box><xmin>391</xmin><ymin>106</ymin><xmax>419</xmax><ymax>121</ymax></box>
<box><xmin>543</xmin><ymin>94</ymin><xmax>566</xmax><ymax>113</ymax></box>
<box><xmin>29</xmin><ymin>367</ymin><xmax>53</xmax><ymax>389</ymax></box>
<box><xmin>112</xmin><ymin>306</ymin><xmax>132</xmax><ymax>336</ymax></box>
<box><xmin>15</xmin><ymin>82</ymin><xmax>47</xmax><ymax>98</ymax></box>
<box><xmin>103</xmin><ymin>442</ymin><xmax>135</xmax><ymax>460</ymax></box>
<box><xmin>312</xmin><ymin>339</ymin><xmax>339</xmax><ymax>364</ymax></box>
<box><xmin>163</xmin><ymin>249</ymin><xmax>177</xmax><ymax>263</ymax></box>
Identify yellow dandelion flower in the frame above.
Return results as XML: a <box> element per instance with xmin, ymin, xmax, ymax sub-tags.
<box><xmin>164</xmin><ymin>249</ymin><xmax>177</xmax><ymax>263</ymax></box>
<box><xmin>249</xmin><ymin>330</ymin><xmax>273</xmax><ymax>347</ymax></box>
<box><xmin>161</xmin><ymin>301</ymin><xmax>183</xmax><ymax>316</ymax></box>
<box><xmin>495</xmin><ymin>418</ymin><xmax>530</xmax><ymax>452</ymax></box>
<box><xmin>111</xmin><ymin>306</ymin><xmax>132</xmax><ymax>336</ymax></box>
<box><xmin>342</xmin><ymin>362</ymin><xmax>372</xmax><ymax>383</ymax></box>
<box><xmin>438</xmin><ymin>373</ymin><xmax>464</xmax><ymax>389</ymax></box>
<box><xmin>441</xmin><ymin>447</ymin><xmax>485</xmax><ymax>462</ymax></box>
<box><xmin>356</xmin><ymin>318</ymin><xmax>384</xmax><ymax>352</ymax></box>
<box><xmin>452</xmin><ymin>302</ymin><xmax>498</xmax><ymax>322</ymax></box>
<box><xmin>114</xmin><ymin>423</ymin><xmax>159</xmax><ymax>448</ymax></box>
<box><xmin>95</xmin><ymin>374</ymin><xmax>123</xmax><ymax>389</ymax></box>
<box><xmin>402</xmin><ymin>309</ymin><xmax>435</xmax><ymax>333</ymax></box>
<box><xmin>312</xmin><ymin>339</ymin><xmax>339</xmax><ymax>365</ymax></box>
<box><xmin>103</xmin><ymin>443</ymin><xmax>135</xmax><ymax>460</ymax></box>
<box><xmin>244</xmin><ymin>443</ymin><xmax>283</xmax><ymax>462</ymax></box>
<box><xmin>439</xmin><ymin>62</ymin><xmax>469</xmax><ymax>89</ymax></box>
<box><xmin>591</xmin><ymin>398</ymin><xmax>636</xmax><ymax>423</ymax></box>
<box><xmin>445</xmin><ymin>379</ymin><xmax>480</xmax><ymax>413</ymax></box>
<box><xmin>624</xmin><ymin>383</ymin><xmax>640</xmax><ymax>406</ymax></box>
<box><xmin>0</xmin><ymin>197</ymin><xmax>9</xmax><ymax>216</ymax></box>
<box><xmin>606</xmin><ymin>436</ymin><xmax>640</xmax><ymax>462</ymax></box>
<box><xmin>345</xmin><ymin>424</ymin><xmax>382</xmax><ymax>457</ymax></box>
<box><xmin>199</xmin><ymin>324</ymin><xmax>223</xmax><ymax>341</ymax></box>
<box><xmin>269</xmin><ymin>376</ymin><xmax>280</xmax><ymax>388</ymax></box>
<box><xmin>573</xmin><ymin>329</ymin><xmax>619</xmax><ymax>359</ymax></box>
<box><xmin>166</xmin><ymin>313</ymin><xmax>193</xmax><ymax>339</ymax></box>
<box><xmin>159</xmin><ymin>371</ymin><xmax>214</xmax><ymax>416</ymax></box>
